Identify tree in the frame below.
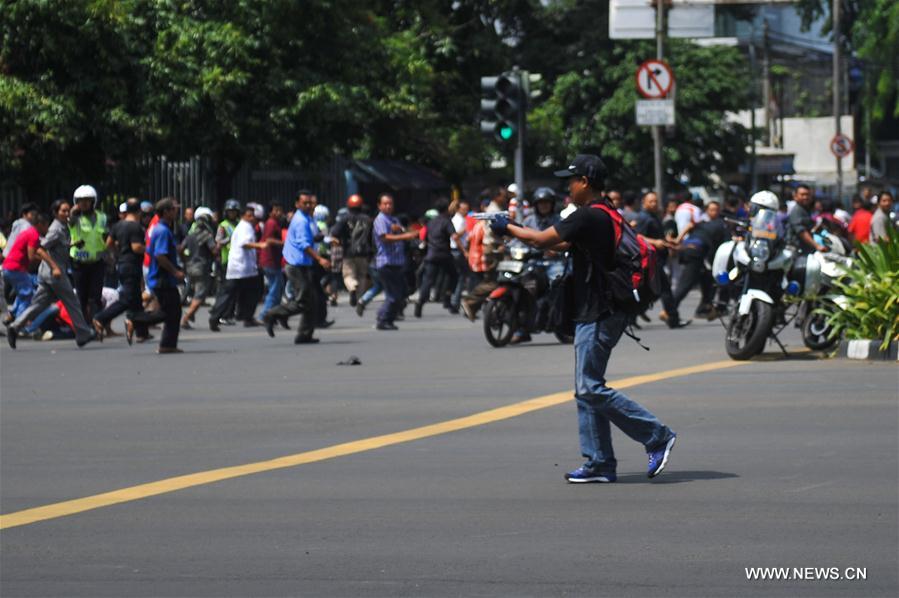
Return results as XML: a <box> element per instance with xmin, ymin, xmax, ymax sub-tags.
<box><xmin>521</xmin><ymin>0</ymin><xmax>751</xmax><ymax>190</ymax></box>
<box><xmin>0</xmin><ymin>0</ymin><xmax>157</xmax><ymax>198</ymax></box>
<box><xmin>795</xmin><ymin>0</ymin><xmax>899</xmax><ymax>123</ymax></box>
<box><xmin>2</xmin><ymin>0</ymin><xmax>754</xmax><ymax>199</ymax></box>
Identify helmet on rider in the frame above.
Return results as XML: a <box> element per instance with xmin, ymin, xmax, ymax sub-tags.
<box><xmin>533</xmin><ymin>187</ymin><xmax>557</xmax><ymax>205</ymax></box>
<box><xmin>313</xmin><ymin>204</ymin><xmax>330</xmax><ymax>222</ymax></box>
<box><xmin>73</xmin><ymin>185</ymin><xmax>98</xmax><ymax>206</ymax></box>
<box><xmin>346</xmin><ymin>194</ymin><xmax>363</xmax><ymax>209</ymax></box>
<box><xmin>194</xmin><ymin>206</ymin><xmax>214</xmax><ymax>221</ymax></box>
<box><xmin>223</xmin><ymin>198</ymin><xmax>241</xmax><ymax>213</ymax></box>
<box><xmin>749</xmin><ymin>190</ymin><xmax>779</xmax><ymax>212</ymax></box>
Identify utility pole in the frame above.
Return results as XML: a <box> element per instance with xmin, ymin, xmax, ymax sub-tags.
<box><xmin>833</xmin><ymin>0</ymin><xmax>842</xmax><ymax>202</ymax></box>
<box><xmin>514</xmin><ymin>67</ymin><xmax>525</xmax><ymax>196</ymax></box>
<box><xmin>865</xmin><ymin>67</ymin><xmax>871</xmax><ymax>179</ymax></box>
<box><xmin>749</xmin><ymin>28</ymin><xmax>758</xmax><ymax>194</ymax></box>
<box><xmin>762</xmin><ymin>19</ymin><xmax>771</xmax><ymax>145</ymax></box>
<box><xmin>653</xmin><ymin>0</ymin><xmax>664</xmax><ymax>203</ymax></box>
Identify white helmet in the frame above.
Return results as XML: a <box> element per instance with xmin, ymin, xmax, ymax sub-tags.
<box><xmin>313</xmin><ymin>204</ymin><xmax>330</xmax><ymax>222</ymax></box>
<box><xmin>749</xmin><ymin>190</ymin><xmax>779</xmax><ymax>212</ymax></box>
<box><xmin>194</xmin><ymin>206</ymin><xmax>214</xmax><ymax>221</ymax></box>
<box><xmin>73</xmin><ymin>184</ymin><xmax>98</xmax><ymax>202</ymax></box>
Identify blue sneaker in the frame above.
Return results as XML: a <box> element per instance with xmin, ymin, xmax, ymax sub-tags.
<box><xmin>564</xmin><ymin>465</ymin><xmax>617</xmax><ymax>483</ymax></box>
<box><xmin>647</xmin><ymin>435</ymin><xmax>677</xmax><ymax>478</ymax></box>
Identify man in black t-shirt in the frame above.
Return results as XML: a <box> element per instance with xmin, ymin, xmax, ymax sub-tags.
<box><xmin>93</xmin><ymin>198</ymin><xmax>164</xmax><ymax>341</ymax></box>
<box><xmin>415</xmin><ymin>198</ymin><xmax>463</xmax><ymax>318</ymax></box>
<box><xmin>490</xmin><ymin>154</ymin><xmax>677</xmax><ymax>484</ymax></box>
<box><xmin>634</xmin><ymin>192</ymin><xmax>685</xmax><ymax>328</ymax></box>
<box><xmin>787</xmin><ymin>184</ymin><xmax>828</xmax><ymax>254</ymax></box>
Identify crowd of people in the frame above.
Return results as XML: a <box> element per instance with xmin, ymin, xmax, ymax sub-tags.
<box><xmin>0</xmin><ymin>180</ymin><xmax>895</xmax><ymax>353</ymax></box>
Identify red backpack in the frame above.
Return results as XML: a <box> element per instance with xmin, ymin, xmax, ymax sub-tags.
<box><xmin>590</xmin><ymin>201</ymin><xmax>661</xmax><ymax>314</ymax></box>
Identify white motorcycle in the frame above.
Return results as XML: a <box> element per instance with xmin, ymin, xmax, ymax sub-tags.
<box><xmin>791</xmin><ymin>228</ymin><xmax>852</xmax><ymax>351</ymax></box>
<box><xmin>713</xmin><ymin>199</ymin><xmax>852</xmax><ymax>359</ymax></box>
<box><xmin>713</xmin><ymin>204</ymin><xmax>795</xmax><ymax>359</ymax></box>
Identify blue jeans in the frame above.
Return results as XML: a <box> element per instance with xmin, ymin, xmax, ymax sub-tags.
<box><xmin>261</xmin><ymin>266</ymin><xmax>285</xmax><ymax>316</ymax></box>
<box><xmin>23</xmin><ymin>303</ymin><xmax>60</xmax><ymax>335</ymax></box>
<box><xmin>3</xmin><ymin>270</ymin><xmax>35</xmax><ymax>318</ymax></box>
<box><xmin>574</xmin><ymin>312</ymin><xmax>674</xmax><ymax>473</ymax></box>
<box><xmin>361</xmin><ymin>266</ymin><xmax>383</xmax><ymax>304</ymax></box>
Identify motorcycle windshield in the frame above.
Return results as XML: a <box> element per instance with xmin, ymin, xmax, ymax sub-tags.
<box><xmin>750</xmin><ymin>209</ymin><xmax>779</xmax><ymax>241</ymax></box>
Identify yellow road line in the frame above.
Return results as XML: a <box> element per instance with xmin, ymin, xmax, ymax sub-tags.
<box><xmin>0</xmin><ymin>359</ymin><xmax>748</xmax><ymax>531</ymax></box>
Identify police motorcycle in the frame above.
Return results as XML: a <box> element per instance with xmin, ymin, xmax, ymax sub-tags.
<box><xmin>791</xmin><ymin>224</ymin><xmax>852</xmax><ymax>351</ymax></box>
<box><xmin>474</xmin><ymin>212</ymin><xmax>573</xmax><ymax>347</ymax></box>
<box><xmin>713</xmin><ymin>191</ymin><xmax>855</xmax><ymax>359</ymax></box>
<box><xmin>712</xmin><ymin>191</ymin><xmax>796</xmax><ymax>359</ymax></box>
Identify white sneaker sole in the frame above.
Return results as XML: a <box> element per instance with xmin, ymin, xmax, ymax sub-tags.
<box><xmin>565</xmin><ymin>476</ymin><xmax>615</xmax><ymax>483</ymax></box>
<box><xmin>648</xmin><ymin>436</ymin><xmax>676</xmax><ymax>478</ymax></box>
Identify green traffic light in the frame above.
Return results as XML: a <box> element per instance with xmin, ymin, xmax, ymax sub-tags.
<box><xmin>499</xmin><ymin>126</ymin><xmax>514</xmax><ymax>140</ymax></box>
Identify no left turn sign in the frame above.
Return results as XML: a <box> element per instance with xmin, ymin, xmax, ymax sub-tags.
<box><xmin>636</xmin><ymin>60</ymin><xmax>674</xmax><ymax>99</ymax></box>
<box><xmin>830</xmin><ymin>133</ymin><xmax>854</xmax><ymax>159</ymax></box>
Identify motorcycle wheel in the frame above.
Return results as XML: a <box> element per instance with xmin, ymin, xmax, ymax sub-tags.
<box><xmin>725</xmin><ymin>300</ymin><xmax>774</xmax><ymax>360</ymax></box>
<box><xmin>554</xmin><ymin>331</ymin><xmax>574</xmax><ymax>345</ymax></box>
<box><xmin>801</xmin><ymin>309</ymin><xmax>839</xmax><ymax>351</ymax></box>
<box><xmin>483</xmin><ymin>298</ymin><xmax>516</xmax><ymax>347</ymax></box>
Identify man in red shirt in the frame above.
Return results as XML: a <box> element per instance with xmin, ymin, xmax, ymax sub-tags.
<box><xmin>2</xmin><ymin>213</ymin><xmax>49</xmax><ymax>319</ymax></box>
<box><xmin>259</xmin><ymin>202</ymin><xmax>285</xmax><ymax>318</ymax></box>
<box><xmin>847</xmin><ymin>195</ymin><xmax>872</xmax><ymax>244</ymax></box>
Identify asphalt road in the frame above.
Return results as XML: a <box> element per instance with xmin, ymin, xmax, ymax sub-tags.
<box><xmin>1</xmin><ymin>295</ymin><xmax>897</xmax><ymax>597</ymax></box>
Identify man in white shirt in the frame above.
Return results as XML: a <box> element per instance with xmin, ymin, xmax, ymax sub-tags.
<box><xmin>209</xmin><ymin>205</ymin><xmax>270</xmax><ymax>330</ymax></box>
<box><xmin>674</xmin><ymin>196</ymin><xmax>703</xmax><ymax>235</ymax></box>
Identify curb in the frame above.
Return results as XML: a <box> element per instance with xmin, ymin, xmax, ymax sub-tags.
<box><xmin>837</xmin><ymin>340</ymin><xmax>899</xmax><ymax>361</ymax></box>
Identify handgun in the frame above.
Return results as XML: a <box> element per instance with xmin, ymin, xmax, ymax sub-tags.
<box><xmin>471</xmin><ymin>211</ymin><xmax>510</xmax><ymax>221</ymax></box>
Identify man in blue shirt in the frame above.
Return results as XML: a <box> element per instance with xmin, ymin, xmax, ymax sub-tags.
<box><xmin>146</xmin><ymin>198</ymin><xmax>185</xmax><ymax>353</ymax></box>
<box><xmin>372</xmin><ymin>193</ymin><xmax>418</xmax><ymax>330</ymax></box>
<box><xmin>262</xmin><ymin>190</ymin><xmax>330</xmax><ymax>343</ymax></box>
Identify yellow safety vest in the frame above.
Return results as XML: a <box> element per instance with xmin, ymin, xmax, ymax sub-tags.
<box><xmin>69</xmin><ymin>212</ymin><xmax>108</xmax><ymax>263</ymax></box>
<box><xmin>220</xmin><ymin>220</ymin><xmax>236</xmax><ymax>264</ymax></box>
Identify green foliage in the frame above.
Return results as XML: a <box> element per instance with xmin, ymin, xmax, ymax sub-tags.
<box><xmin>853</xmin><ymin>0</ymin><xmax>899</xmax><ymax>122</ymax></box>
<box><xmin>528</xmin><ymin>38</ymin><xmax>751</xmax><ymax>188</ymax></box>
<box><xmin>1</xmin><ymin>0</ymin><xmax>753</xmax><ymax>195</ymax></box>
<box><xmin>820</xmin><ymin>228</ymin><xmax>899</xmax><ymax>350</ymax></box>
<box><xmin>0</xmin><ymin>0</ymin><xmax>157</xmax><ymax>188</ymax></box>
<box><xmin>795</xmin><ymin>0</ymin><xmax>899</xmax><ymax>123</ymax></box>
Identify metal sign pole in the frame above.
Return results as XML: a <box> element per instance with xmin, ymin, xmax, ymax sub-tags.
<box><xmin>653</xmin><ymin>0</ymin><xmax>664</xmax><ymax>203</ymax></box>
<box><xmin>833</xmin><ymin>0</ymin><xmax>842</xmax><ymax>203</ymax></box>
<box><xmin>514</xmin><ymin>68</ymin><xmax>525</xmax><ymax>196</ymax></box>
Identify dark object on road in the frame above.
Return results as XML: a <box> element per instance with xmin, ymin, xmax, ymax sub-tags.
<box><xmin>337</xmin><ymin>356</ymin><xmax>362</xmax><ymax>366</ymax></box>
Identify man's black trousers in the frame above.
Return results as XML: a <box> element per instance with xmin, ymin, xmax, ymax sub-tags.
<box><xmin>265</xmin><ymin>264</ymin><xmax>317</xmax><ymax>340</ymax></box>
<box><xmin>94</xmin><ymin>262</ymin><xmax>165</xmax><ymax>337</ymax></box>
<box><xmin>72</xmin><ymin>260</ymin><xmax>106</xmax><ymax>320</ymax></box>
<box><xmin>209</xmin><ymin>276</ymin><xmax>258</xmax><ymax>323</ymax></box>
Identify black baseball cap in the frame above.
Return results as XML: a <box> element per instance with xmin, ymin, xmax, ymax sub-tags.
<box><xmin>553</xmin><ymin>154</ymin><xmax>607</xmax><ymax>184</ymax></box>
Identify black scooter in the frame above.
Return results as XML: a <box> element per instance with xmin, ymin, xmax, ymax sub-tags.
<box><xmin>482</xmin><ymin>246</ymin><xmax>573</xmax><ymax>347</ymax></box>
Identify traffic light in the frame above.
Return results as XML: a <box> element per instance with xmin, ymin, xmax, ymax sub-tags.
<box><xmin>480</xmin><ymin>72</ymin><xmax>523</xmax><ymax>144</ymax></box>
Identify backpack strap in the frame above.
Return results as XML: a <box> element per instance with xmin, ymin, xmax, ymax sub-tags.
<box><xmin>623</xmin><ymin>323</ymin><xmax>651</xmax><ymax>351</ymax></box>
<box><xmin>589</xmin><ymin>201</ymin><xmax>622</xmax><ymax>246</ymax></box>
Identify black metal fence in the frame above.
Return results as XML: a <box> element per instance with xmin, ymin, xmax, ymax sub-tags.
<box><xmin>1</xmin><ymin>156</ymin><xmax>349</xmax><ymax>220</ymax></box>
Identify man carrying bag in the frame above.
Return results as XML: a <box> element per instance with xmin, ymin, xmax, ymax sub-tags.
<box><xmin>488</xmin><ymin>154</ymin><xmax>677</xmax><ymax>484</ymax></box>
